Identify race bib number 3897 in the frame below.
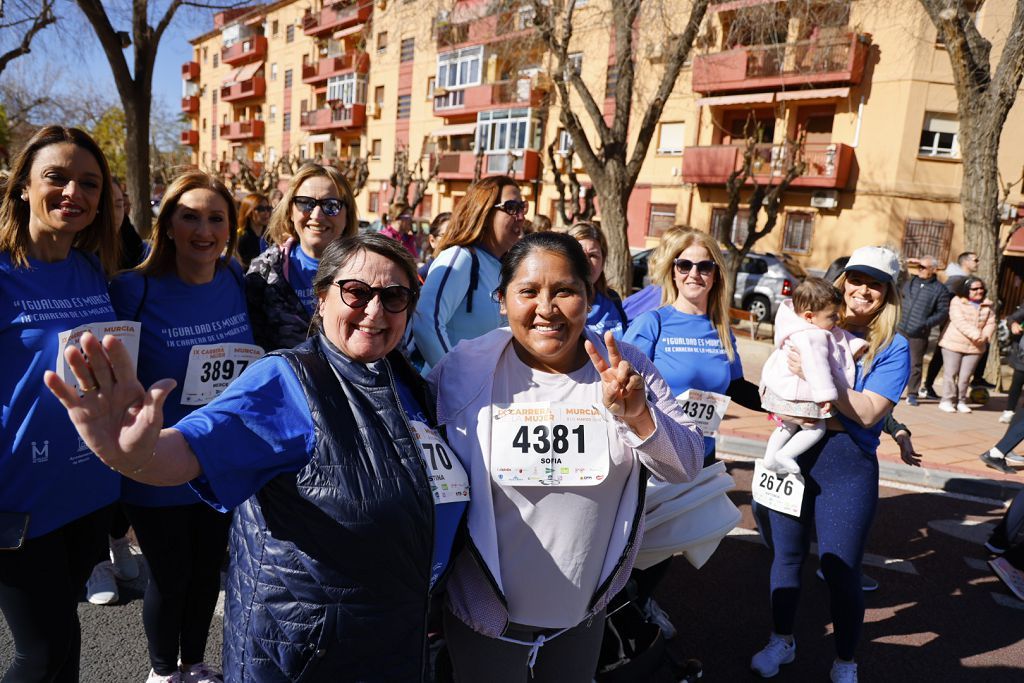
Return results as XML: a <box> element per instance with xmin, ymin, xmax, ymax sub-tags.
<box><xmin>490</xmin><ymin>402</ymin><xmax>609</xmax><ymax>486</ymax></box>
<box><xmin>181</xmin><ymin>343</ymin><xmax>264</xmax><ymax>405</ymax></box>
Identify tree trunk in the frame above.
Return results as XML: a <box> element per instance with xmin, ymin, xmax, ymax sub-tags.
<box><xmin>595</xmin><ymin>173</ymin><xmax>631</xmax><ymax>295</ymax></box>
<box><xmin>123</xmin><ymin>90</ymin><xmax>152</xmax><ymax>239</ymax></box>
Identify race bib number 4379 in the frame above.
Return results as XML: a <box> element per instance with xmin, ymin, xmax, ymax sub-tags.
<box><xmin>676</xmin><ymin>389</ymin><xmax>731</xmax><ymax>437</ymax></box>
<box><xmin>490</xmin><ymin>402</ymin><xmax>609</xmax><ymax>486</ymax></box>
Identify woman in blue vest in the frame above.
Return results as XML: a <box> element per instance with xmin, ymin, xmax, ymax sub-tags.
<box><xmin>47</xmin><ymin>233</ymin><xmax>463</xmax><ymax>682</ymax></box>
<box><xmin>412</xmin><ymin>176</ymin><xmax>525</xmax><ymax>370</ymax></box>
<box><xmin>109</xmin><ymin>171</ymin><xmax>255</xmax><ymax>683</ymax></box>
<box><xmin>0</xmin><ymin>126</ymin><xmax>120</xmax><ymax>681</ymax></box>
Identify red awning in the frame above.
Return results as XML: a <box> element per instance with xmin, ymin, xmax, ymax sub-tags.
<box><xmin>1005</xmin><ymin>225</ymin><xmax>1024</xmax><ymax>256</ymax></box>
<box><xmin>775</xmin><ymin>87</ymin><xmax>851</xmax><ymax>101</ymax></box>
<box><xmin>695</xmin><ymin>92</ymin><xmax>775</xmax><ymax>107</ymax></box>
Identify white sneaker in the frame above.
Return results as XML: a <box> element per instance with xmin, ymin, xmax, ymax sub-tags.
<box><xmin>641</xmin><ymin>598</ymin><xmax>677</xmax><ymax>640</ymax></box>
<box><xmin>830</xmin><ymin>659</ymin><xmax>858</xmax><ymax>682</ymax></box>
<box><xmin>146</xmin><ymin>670</ymin><xmax>182</xmax><ymax>683</ymax></box>
<box><xmin>85</xmin><ymin>561</ymin><xmax>118</xmax><ymax>605</ymax></box>
<box><xmin>957</xmin><ymin>402</ymin><xmax>972</xmax><ymax>414</ymax></box>
<box><xmin>110</xmin><ymin>535</ymin><xmax>139</xmax><ymax>581</ymax></box>
<box><xmin>938</xmin><ymin>401</ymin><xmax>957</xmax><ymax>413</ymax></box>
<box><xmin>182</xmin><ymin>662</ymin><xmax>223</xmax><ymax>683</ymax></box>
<box><xmin>917</xmin><ymin>386</ymin><xmax>928</xmax><ymax>399</ymax></box>
<box><xmin>1000</xmin><ymin>410</ymin><xmax>1015</xmax><ymax>424</ymax></box>
<box><xmin>750</xmin><ymin>633</ymin><xmax>795</xmax><ymax>677</ymax></box>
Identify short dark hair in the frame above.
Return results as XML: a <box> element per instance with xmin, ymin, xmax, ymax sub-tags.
<box><xmin>957</xmin><ymin>275</ymin><xmax>986</xmax><ymax>298</ymax></box>
<box><xmin>309</xmin><ymin>233</ymin><xmax>420</xmax><ymax>332</ymax></box>
<box><xmin>958</xmin><ymin>252</ymin><xmax>977</xmax><ymax>265</ymax></box>
<box><xmin>792</xmin><ymin>276</ymin><xmax>843</xmax><ymax>314</ymax></box>
<box><xmin>497</xmin><ymin>231</ymin><xmax>593</xmax><ymax>303</ymax></box>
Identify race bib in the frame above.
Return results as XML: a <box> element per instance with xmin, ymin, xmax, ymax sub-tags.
<box><xmin>55</xmin><ymin>321</ymin><xmax>141</xmax><ymax>392</ymax></box>
<box><xmin>408</xmin><ymin>420</ymin><xmax>470</xmax><ymax>504</ymax></box>
<box><xmin>752</xmin><ymin>459</ymin><xmax>805</xmax><ymax>517</ymax></box>
<box><xmin>676</xmin><ymin>389</ymin><xmax>731</xmax><ymax>436</ymax></box>
<box><xmin>181</xmin><ymin>343</ymin><xmax>264</xmax><ymax>405</ymax></box>
<box><xmin>491</xmin><ymin>402</ymin><xmax>609</xmax><ymax>486</ymax></box>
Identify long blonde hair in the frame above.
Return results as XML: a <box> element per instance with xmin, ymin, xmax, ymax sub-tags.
<box><xmin>566</xmin><ymin>221</ymin><xmax>610</xmax><ymax>296</ymax></box>
<box><xmin>833</xmin><ymin>271</ymin><xmax>901</xmax><ymax>374</ymax></box>
<box><xmin>653</xmin><ymin>227</ymin><xmax>734</xmax><ymax>362</ymax></box>
<box><xmin>266</xmin><ymin>163</ymin><xmax>358</xmax><ymax>246</ymax></box>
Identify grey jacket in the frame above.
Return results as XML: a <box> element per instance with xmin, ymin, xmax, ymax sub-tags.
<box><xmin>898</xmin><ymin>276</ymin><xmax>951</xmax><ymax>339</ymax></box>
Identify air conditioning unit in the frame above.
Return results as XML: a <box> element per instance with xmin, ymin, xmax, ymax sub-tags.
<box><xmin>810</xmin><ymin>190</ymin><xmax>839</xmax><ymax>209</ymax></box>
<box><xmin>645</xmin><ymin>44</ymin><xmax>665</xmax><ymax>62</ymax></box>
<box><xmin>366</xmin><ymin>103</ymin><xmax>381</xmax><ymax>119</ymax></box>
<box><xmin>1000</xmin><ymin>202</ymin><xmax>1016</xmax><ymax>220</ymax></box>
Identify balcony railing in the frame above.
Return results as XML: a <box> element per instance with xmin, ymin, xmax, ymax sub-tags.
<box><xmin>221</xmin><ymin>35</ymin><xmax>267</xmax><ymax>66</ymax></box>
<box><xmin>681</xmin><ymin>142</ymin><xmax>854</xmax><ymax>189</ymax></box>
<box><xmin>435</xmin><ymin>11</ymin><xmax>533</xmax><ymax>49</ymax></box>
<box><xmin>303</xmin><ymin>1</ymin><xmax>372</xmax><ymax>36</ymax></box>
<box><xmin>301</xmin><ymin>51</ymin><xmax>370</xmax><ymax>84</ymax></box>
<box><xmin>692</xmin><ymin>33</ymin><xmax>870</xmax><ymax>94</ymax></box>
<box><xmin>180</xmin><ymin>130</ymin><xmax>199</xmax><ymax>146</ymax></box>
<box><xmin>219</xmin><ymin>120</ymin><xmax>265</xmax><ymax>141</ymax></box>
<box><xmin>433</xmin><ymin>149</ymin><xmax>540</xmax><ymax>182</ymax></box>
<box><xmin>433</xmin><ymin>79</ymin><xmax>544</xmax><ymax>116</ymax></box>
<box><xmin>181</xmin><ymin>61</ymin><xmax>199</xmax><ymax>80</ymax></box>
<box><xmin>300</xmin><ymin>104</ymin><xmax>367</xmax><ymax>131</ymax></box>
<box><xmin>220</xmin><ymin>77</ymin><xmax>266</xmax><ymax>103</ymax></box>
<box><xmin>181</xmin><ymin>96</ymin><xmax>199</xmax><ymax>114</ymax></box>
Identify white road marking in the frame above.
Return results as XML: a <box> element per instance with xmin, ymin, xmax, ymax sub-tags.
<box><xmin>725</xmin><ymin>527</ymin><xmax>918</xmax><ymax>574</ymax></box>
<box><xmin>928</xmin><ymin>519</ymin><xmax>996</xmax><ymax>545</ymax></box>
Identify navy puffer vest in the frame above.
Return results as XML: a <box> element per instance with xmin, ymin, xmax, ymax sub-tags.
<box><xmin>223</xmin><ymin>336</ymin><xmax>434</xmax><ymax>682</ymax></box>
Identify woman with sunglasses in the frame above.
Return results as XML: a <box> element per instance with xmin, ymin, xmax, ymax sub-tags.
<box><xmin>566</xmin><ymin>222</ymin><xmax>628</xmax><ymax>337</ymax></box>
<box><xmin>47</xmin><ymin>233</ymin><xmax>463</xmax><ymax>682</ymax></box>
<box><xmin>412</xmin><ymin>176</ymin><xmax>525</xmax><ymax>370</ymax></box>
<box><xmin>246</xmin><ymin>163</ymin><xmax>358</xmax><ymax>351</ymax></box>
<box><xmin>937</xmin><ymin>275</ymin><xmax>995</xmax><ymax>415</ymax></box>
<box><xmin>236</xmin><ymin>192</ymin><xmax>271</xmax><ymax>270</ymax></box>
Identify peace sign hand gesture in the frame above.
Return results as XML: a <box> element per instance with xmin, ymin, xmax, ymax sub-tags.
<box><xmin>585</xmin><ymin>331</ymin><xmax>655</xmax><ymax>438</ymax></box>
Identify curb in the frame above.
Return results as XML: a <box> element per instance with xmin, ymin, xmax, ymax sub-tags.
<box><xmin>717</xmin><ymin>434</ymin><xmax>1024</xmax><ymax>502</ymax></box>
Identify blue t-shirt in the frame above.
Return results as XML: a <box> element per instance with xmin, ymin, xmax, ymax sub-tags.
<box><xmin>110</xmin><ymin>262</ymin><xmax>256</xmax><ymax>507</ymax></box>
<box><xmin>587</xmin><ymin>291</ymin><xmax>627</xmax><ymax>337</ymax></box>
<box><xmin>622</xmin><ymin>285</ymin><xmax>663</xmax><ymax>323</ymax></box>
<box><xmin>288</xmin><ymin>243</ymin><xmax>319</xmax><ymax>315</ymax></box>
<box><xmin>623</xmin><ymin>306</ymin><xmax>742</xmax><ymax>457</ymax></box>
<box><xmin>0</xmin><ymin>250</ymin><xmax>119</xmax><ymax>538</ymax></box>
<box><xmin>836</xmin><ymin>333</ymin><xmax>910</xmax><ymax>453</ymax></box>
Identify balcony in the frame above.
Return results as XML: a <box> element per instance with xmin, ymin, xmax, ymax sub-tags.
<box><xmin>435</xmin><ymin>11</ymin><xmax>530</xmax><ymax>49</ymax></box>
<box><xmin>181</xmin><ymin>130</ymin><xmax>199</xmax><ymax>146</ymax></box>
<box><xmin>433</xmin><ymin>80</ymin><xmax>545</xmax><ymax>117</ymax></box>
<box><xmin>220</xmin><ymin>76</ymin><xmax>266</xmax><ymax>103</ymax></box>
<box><xmin>301</xmin><ymin>51</ymin><xmax>370</xmax><ymax>84</ymax></box>
<box><xmin>181</xmin><ymin>96</ymin><xmax>199</xmax><ymax>114</ymax></box>
<box><xmin>219</xmin><ymin>120</ymin><xmax>265</xmax><ymax>142</ymax></box>
<box><xmin>433</xmin><ymin>150</ymin><xmax>540</xmax><ymax>182</ymax></box>
<box><xmin>692</xmin><ymin>33</ymin><xmax>870</xmax><ymax>95</ymax></box>
<box><xmin>221</xmin><ymin>35</ymin><xmax>267</xmax><ymax>67</ymax></box>
<box><xmin>300</xmin><ymin>104</ymin><xmax>367</xmax><ymax>132</ymax></box>
<box><xmin>182</xmin><ymin>61</ymin><xmax>199</xmax><ymax>80</ymax></box>
<box><xmin>303</xmin><ymin>1</ymin><xmax>372</xmax><ymax>36</ymax></box>
<box><xmin>681</xmin><ymin>142</ymin><xmax>854</xmax><ymax>189</ymax></box>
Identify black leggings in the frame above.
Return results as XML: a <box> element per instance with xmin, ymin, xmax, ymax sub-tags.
<box><xmin>0</xmin><ymin>506</ymin><xmax>111</xmax><ymax>683</ymax></box>
<box><xmin>1006</xmin><ymin>369</ymin><xmax>1024</xmax><ymax>414</ymax></box>
<box><xmin>125</xmin><ymin>503</ymin><xmax>231</xmax><ymax>675</ymax></box>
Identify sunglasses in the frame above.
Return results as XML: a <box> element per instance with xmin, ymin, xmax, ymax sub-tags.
<box><xmin>335</xmin><ymin>279</ymin><xmax>416</xmax><ymax>313</ymax></box>
<box><xmin>255</xmin><ymin>205</ymin><xmax>272</xmax><ymax>213</ymax></box>
<box><xmin>493</xmin><ymin>199</ymin><xmax>528</xmax><ymax>218</ymax></box>
<box><xmin>674</xmin><ymin>258</ymin><xmax>716</xmax><ymax>276</ymax></box>
<box><xmin>969</xmin><ymin>286</ymin><xmax>986</xmax><ymax>292</ymax></box>
<box><xmin>293</xmin><ymin>196</ymin><xmax>345</xmax><ymax>217</ymax></box>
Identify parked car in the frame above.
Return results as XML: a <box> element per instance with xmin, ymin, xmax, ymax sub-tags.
<box><xmin>630</xmin><ymin>247</ymin><xmax>654</xmax><ymax>292</ymax></box>
<box><xmin>733</xmin><ymin>252</ymin><xmax>807</xmax><ymax>322</ymax></box>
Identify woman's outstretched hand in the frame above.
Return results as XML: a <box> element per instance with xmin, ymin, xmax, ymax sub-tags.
<box><xmin>44</xmin><ymin>331</ymin><xmax>176</xmax><ymax>474</ymax></box>
<box><xmin>585</xmin><ymin>331</ymin><xmax>654</xmax><ymax>438</ymax></box>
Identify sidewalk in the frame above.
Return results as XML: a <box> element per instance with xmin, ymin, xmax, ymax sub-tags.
<box><xmin>717</xmin><ymin>334</ymin><xmax>1024</xmax><ymax>501</ymax></box>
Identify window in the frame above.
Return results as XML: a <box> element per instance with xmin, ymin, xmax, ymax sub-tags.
<box><xmin>284</xmin><ymin>69</ymin><xmax>293</xmax><ymax>88</ymax></box>
<box><xmin>202</xmin><ymin>47</ymin><xmax>208</xmax><ymax>63</ymax></box>
<box><xmin>657</xmin><ymin>122</ymin><xmax>685</xmax><ymax>155</ymax></box>
<box><xmin>400</xmin><ymin>38</ymin><xmax>415</xmax><ymax>62</ymax></box>
<box><xmin>269</xmin><ymin>105</ymin><xmax>277</xmax><ymax>123</ymax></box>
<box><xmin>648</xmin><ymin>204</ymin><xmax>676</xmax><ymax>238</ymax></box>
<box><xmin>201</xmin><ymin>118</ymin><xmax>207</xmax><ymax>131</ymax></box>
<box><xmin>268</xmin><ymin>146</ymin><xmax>277</xmax><ymax>164</ymax></box>
<box><xmin>213</xmin><ymin>54</ymin><xmax>219</xmax><ymax>68</ymax></box>
<box><xmin>782</xmin><ymin>212</ymin><xmax>814</xmax><ymax>254</ymax></box>
<box><xmin>270</xmin><ymin>63</ymin><xmax>278</xmax><ymax>81</ymax></box>
<box><xmin>919</xmin><ymin>112</ymin><xmax>959</xmax><ymax>158</ymax></box>
<box><xmin>517</xmin><ymin>6</ymin><xmax>535</xmax><ymax>30</ymax></box>
<box><xmin>300</xmin><ymin>99</ymin><xmax>308</xmax><ymax>113</ymax></box>
<box><xmin>426</xmin><ymin>76</ymin><xmax>435</xmax><ymax>99</ymax></box>
<box><xmin>436</xmin><ymin>46</ymin><xmax>483</xmax><ymax>90</ymax></box>
<box><xmin>476</xmin><ymin>108</ymin><xmax>539</xmax><ymax>173</ymax></box>
<box><xmin>397</xmin><ymin>94</ymin><xmax>412</xmax><ymax>119</ymax></box>
<box><xmin>377</xmin><ymin>31</ymin><xmax>388</xmax><ymax>53</ymax></box>
<box><xmin>212</xmin><ymin>91</ymin><xmax>218</xmax><ymax>104</ymax></box>
<box><xmin>567</xmin><ymin>52</ymin><xmax>583</xmax><ymax>77</ymax></box>
<box><xmin>212</xmin><ymin>125</ymin><xmax>217</xmax><ymax>140</ymax></box>
<box><xmin>286</xmin><ymin>24</ymin><xmax>295</xmax><ymax>43</ymax></box>
<box><xmin>327</xmin><ymin>74</ymin><xmax>367</xmax><ymax>105</ymax></box>
<box><xmin>557</xmin><ymin>128</ymin><xmax>573</xmax><ymax>154</ymax></box>
<box><xmin>282</xmin><ymin>112</ymin><xmax>291</xmax><ymax>130</ymax></box>
<box><xmin>374</xmin><ymin>85</ymin><xmax>385</xmax><ymax>109</ymax></box>
<box><xmin>903</xmin><ymin>218</ymin><xmax>954</xmax><ymax>264</ymax></box>
<box><xmin>369</xmin><ymin>192</ymin><xmax>379</xmax><ymax>213</ymax></box>
<box><xmin>371</xmin><ymin>139</ymin><xmax>382</xmax><ymax>159</ymax></box>
<box><xmin>710</xmin><ymin>207</ymin><xmax>750</xmax><ymax>246</ymax></box>
<box><xmin>605</xmin><ymin>62</ymin><xmax>618</xmax><ymax>98</ymax></box>
<box><xmin>271</xmin><ymin>20</ymin><xmax>279</xmax><ymax>37</ymax></box>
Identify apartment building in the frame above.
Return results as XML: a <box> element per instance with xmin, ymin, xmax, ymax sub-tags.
<box><xmin>181</xmin><ymin>0</ymin><xmax>1024</xmax><ymax>283</ymax></box>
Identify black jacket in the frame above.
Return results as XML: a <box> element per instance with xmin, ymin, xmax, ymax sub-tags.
<box><xmin>245</xmin><ymin>243</ymin><xmax>312</xmax><ymax>352</ymax></box>
<box><xmin>898</xmin><ymin>276</ymin><xmax>951</xmax><ymax>339</ymax></box>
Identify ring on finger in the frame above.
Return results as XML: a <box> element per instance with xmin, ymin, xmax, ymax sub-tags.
<box><xmin>81</xmin><ymin>384</ymin><xmax>98</xmax><ymax>393</ymax></box>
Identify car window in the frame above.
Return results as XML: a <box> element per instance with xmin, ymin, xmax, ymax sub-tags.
<box><xmin>742</xmin><ymin>257</ymin><xmax>768</xmax><ymax>275</ymax></box>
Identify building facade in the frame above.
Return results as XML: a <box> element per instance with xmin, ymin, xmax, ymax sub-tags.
<box><xmin>181</xmin><ymin>0</ymin><xmax>1024</xmax><ymax>278</ymax></box>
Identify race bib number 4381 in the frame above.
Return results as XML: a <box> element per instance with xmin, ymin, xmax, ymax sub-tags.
<box><xmin>490</xmin><ymin>402</ymin><xmax>609</xmax><ymax>486</ymax></box>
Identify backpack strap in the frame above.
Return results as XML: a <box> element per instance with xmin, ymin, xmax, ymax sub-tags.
<box><xmin>464</xmin><ymin>246</ymin><xmax>480</xmax><ymax>314</ymax></box>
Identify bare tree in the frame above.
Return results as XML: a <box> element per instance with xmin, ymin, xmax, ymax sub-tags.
<box><xmin>529</xmin><ymin>0</ymin><xmax>711</xmax><ymax>292</ymax></box>
<box><xmin>546</xmin><ymin>139</ymin><xmax>596</xmax><ymax>226</ymax></box>
<box><xmin>0</xmin><ymin>0</ymin><xmax>56</xmax><ymax>78</ymax></box>
<box><xmin>387</xmin><ymin>146</ymin><xmax>440</xmax><ymax>221</ymax></box>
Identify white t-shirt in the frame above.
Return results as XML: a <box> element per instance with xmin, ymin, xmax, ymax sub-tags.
<box><xmin>490</xmin><ymin>343</ymin><xmax>632</xmax><ymax>628</ymax></box>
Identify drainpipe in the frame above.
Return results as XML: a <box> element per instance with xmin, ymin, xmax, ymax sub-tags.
<box><xmin>852</xmin><ymin>95</ymin><xmax>865</xmax><ymax>148</ymax></box>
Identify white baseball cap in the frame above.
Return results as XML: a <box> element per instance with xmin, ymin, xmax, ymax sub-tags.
<box><xmin>843</xmin><ymin>246</ymin><xmax>900</xmax><ymax>285</ymax></box>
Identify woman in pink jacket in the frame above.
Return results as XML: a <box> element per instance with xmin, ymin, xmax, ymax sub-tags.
<box><xmin>938</xmin><ymin>276</ymin><xmax>996</xmax><ymax>413</ymax></box>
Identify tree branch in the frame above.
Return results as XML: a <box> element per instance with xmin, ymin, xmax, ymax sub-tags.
<box><xmin>0</xmin><ymin>0</ymin><xmax>56</xmax><ymax>77</ymax></box>
<box><xmin>75</xmin><ymin>0</ymin><xmax>134</xmax><ymax>93</ymax></box>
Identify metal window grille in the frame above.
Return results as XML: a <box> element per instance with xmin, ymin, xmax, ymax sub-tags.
<box><xmin>711</xmin><ymin>207</ymin><xmax>749</xmax><ymax>246</ymax></box>
<box><xmin>902</xmin><ymin>219</ymin><xmax>953</xmax><ymax>264</ymax></box>
<box><xmin>397</xmin><ymin>94</ymin><xmax>412</xmax><ymax>119</ymax></box>
<box><xmin>648</xmin><ymin>204</ymin><xmax>676</xmax><ymax>238</ymax></box>
<box><xmin>401</xmin><ymin>38</ymin><xmax>415</xmax><ymax>62</ymax></box>
<box><xmin>782</xmin><ymin>212</ymin><xmax>814</xmax><ymax>254</ymax></box>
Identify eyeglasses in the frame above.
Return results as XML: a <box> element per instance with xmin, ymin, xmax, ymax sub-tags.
<box><xmin>674</xmin><ymin>258</ymin><xmax>716</xmax><ymax>276</ymax></box>
<box><xmin>255</xmin><ymin>205</ymin><xmax>272</xmax><ymax>214</ymax></box>
<box><xmin>335</xmin><ymin>279</ymin><xmax>416</xmax><ymax>313</ymax></box>
<box><xmin>493</xmin><ymin>199</ymin><xmax>528</xmax><ymax>219</ymax></box>
<box><xmin>293</xmin><ymin>196</ymin><xmax>345</xmax><ymax>217</ymax></box>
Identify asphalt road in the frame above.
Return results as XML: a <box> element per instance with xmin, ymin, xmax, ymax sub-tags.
<box><xmin>2</xmin><ymin>460</ymin><xmax>1022</xmax><ymax>681</ymax></box>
